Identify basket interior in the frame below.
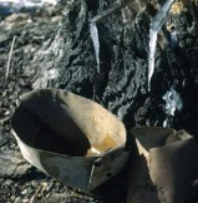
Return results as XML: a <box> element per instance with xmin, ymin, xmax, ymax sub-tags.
<box><xmin>12</xmin><ymin>103</ymin><xmax>126</xmax><ymax>157</ymax></box>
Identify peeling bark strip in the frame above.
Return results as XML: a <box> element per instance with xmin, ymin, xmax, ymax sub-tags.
<box><xmin>127</xmin><ymin>127</ymin><xmax>198</xmax><ymax>203</ymax></box>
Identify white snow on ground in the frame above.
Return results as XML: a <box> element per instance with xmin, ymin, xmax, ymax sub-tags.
<box><xmin>0</xmin><ymin>0</ymin><xmax>58</xmax><ymax>6</ymax></box>
<box><xmin>0</xmin><ymin>0</ymin><xmax>60</xmax><ymax>15</ymax></box>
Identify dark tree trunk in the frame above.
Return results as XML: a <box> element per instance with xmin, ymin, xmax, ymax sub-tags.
<box><xmin>34</xmin><ymin>0</ymin><xmax>198</xmax><ymax>135</ymax></box>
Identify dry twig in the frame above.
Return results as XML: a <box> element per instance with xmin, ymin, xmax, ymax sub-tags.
<box><xmin>29</xmin><ymin>186</ymin><xmax>41</xmax><ymax>203</ymax></box>
<box><xmin>5</xmin><ymin>35</ymin><xmax>16</xmax><ymax>80</ymax></box>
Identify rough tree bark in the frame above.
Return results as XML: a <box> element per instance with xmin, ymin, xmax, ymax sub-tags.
<box><xmin>33</xmin><ymin>0</ymin><xmax>198</xmax><ymax>137</ymax></box>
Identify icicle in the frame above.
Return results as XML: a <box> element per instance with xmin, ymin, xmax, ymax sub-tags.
<box><xmin>148</xmin><ymin>0</ymin><xmax>175</xmax><ymax>91</ymax></box>
<box><xmin>90</xmin><ymin>20</ymin><xmax>100</xmax><ymax>73</ymax></box>
<box><xmin>148</xmin><ymin>30</ymin><xmax>157</xmax><ymax>91</ymax></box>
<box><xmin>89</xmin><ymin>0</ymin><xmax>133</xmax><ymax>74</ymax></box>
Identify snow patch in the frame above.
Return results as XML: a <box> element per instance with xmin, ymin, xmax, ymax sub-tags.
<box><xmin>163</xmin><ymin>87</ymin><xmax>182</xmax><ymax>116</ymax></box>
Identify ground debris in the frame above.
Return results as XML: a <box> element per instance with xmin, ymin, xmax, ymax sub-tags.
<box><xmin>0</xmin><ymin>152</ymin><xmax>30</xmax><ymax>178</ymax></box>
<box><xmin>0</xmin><ymin>4</ymin><xmax>103</xmax><ymax>203</ymax></box>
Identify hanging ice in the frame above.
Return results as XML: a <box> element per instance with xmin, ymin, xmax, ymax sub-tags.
<box><xmin>90</xmin><ymin>20</ymin><xmax>100</xmax><ymax>73</ymax></box>
<box><xmin>148</xmin><ymin>0</ymin><xmax>175</xmax><ymax>91</ymax></box>
<box><xmin>163</xmin><ymin>87</ymin><xmax>182</xmax><ymax>116</ymax></box>
<box><xmin>148</xmin><ymin>30</ymin><xmax>158</xmax><ymax>91</ymax></box>
<box><xmin>0</xmin><ymin>0</ymin><xmax>58</xmax><ymax>16</ymax></box>
<box><xmin>89</xmin><ymin>0</ymin><xmax>134</xmax><ymax>74</ymax></box>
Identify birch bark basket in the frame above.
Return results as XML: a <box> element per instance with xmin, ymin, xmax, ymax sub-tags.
<box><xmin>11</xmin><ymin>89</ymin><xmax>130</xmax><ymax>192</ymax></box>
